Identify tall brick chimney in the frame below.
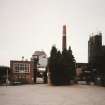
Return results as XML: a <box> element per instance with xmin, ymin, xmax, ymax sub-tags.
<box><xmin>62</xmin><ymin>25</ymin><xmax>67</xmax><ymax>50</ymax></box>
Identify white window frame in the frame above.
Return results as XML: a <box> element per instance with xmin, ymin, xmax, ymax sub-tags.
<box><xmin>13</xmin><ymin>63</ymin><xmax>30</xmax><ymax>73</ymax></box>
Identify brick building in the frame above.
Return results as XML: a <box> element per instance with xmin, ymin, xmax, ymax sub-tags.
<box><xmin>10</xmin><ymin>60</ymin><xmax>35</xmax><ymax>84</ymax></box>
<box><xmin>62</xmin><ymin>25</ymin><xmax>67</xmax><ymax>50</ymax></box>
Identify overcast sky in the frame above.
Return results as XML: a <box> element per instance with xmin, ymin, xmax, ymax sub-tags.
<box><xmin>0</xmin><ymin>0</ymin><xmax>105</xmax><ymax>66</ymax></box>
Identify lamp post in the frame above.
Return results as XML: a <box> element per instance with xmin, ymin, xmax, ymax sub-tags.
<box><xmin>6</xmin><ymin>68</ymin><xmax>9</xmax><ymax>87</ymax></box>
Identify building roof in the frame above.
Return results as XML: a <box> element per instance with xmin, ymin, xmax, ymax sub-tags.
<box><xmin>10</xmin><ymin>60</ymin><xmax>31</xmax><ymax>63</ymax></box>
<box><xmin>0</xmin><ymin>65</ymin><xmax>10</xmax><ymax>70</ymax></box>
<box><xmin>33</xmin><ymin>51</ymin><xmax>47</xmax><ymax>57</ymax></box>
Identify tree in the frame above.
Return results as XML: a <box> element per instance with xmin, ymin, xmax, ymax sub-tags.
<box><xmin>48</xmin><ymin>46</ymin><xmax>76</xmax><ymax>85</ymax></box>
<box><xmin>48</xmin><ymin>46</ymin><xmax>58</xmax><ymax>85</ymax></box>
<box><xmin>61</xmin><ymin>46</ymin><xmax>76</xmax><ymax>84</ymax></box>
<box><xmin>67</xmin><ymin>46</ymin><xmax>76</xmax><ymax>79</ymax></box>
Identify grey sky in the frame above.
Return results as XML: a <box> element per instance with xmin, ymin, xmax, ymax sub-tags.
<box><xmin>0</xmin><ymin>0</ymin><xmax>105</xmax><ymax>66</ymax></box>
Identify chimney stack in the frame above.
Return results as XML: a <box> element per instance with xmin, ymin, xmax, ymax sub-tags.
<box><xmin>62</xmin><ymin>25</ymin><xmax>67</xmax><ymax>50</ymax></box>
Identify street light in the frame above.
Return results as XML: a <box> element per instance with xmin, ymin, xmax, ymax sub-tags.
<box><xmin>6</xmin><ymin>68</ymin><xmax>9</xmax><ymax>86</ymax></box>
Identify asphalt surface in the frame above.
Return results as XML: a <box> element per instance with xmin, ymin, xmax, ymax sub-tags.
<box><xmin>0</xmin><ymin>84</ymin><xmax>105</xmax><ymax>105</ymax></box>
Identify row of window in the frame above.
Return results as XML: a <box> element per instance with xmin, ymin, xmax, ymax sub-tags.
<box><xmin>15</xmin><ymin>75</ymin><xmax>27</xmax><ymax>79</ymax></box>
<box><xmin>13</xmin><ymin>63</ymin><xmax>30</xmax><ymax>73</ymax></box>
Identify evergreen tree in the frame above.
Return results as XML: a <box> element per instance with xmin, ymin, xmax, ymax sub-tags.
<box><xmin>67</xmin><ymin>46</ymin><xmax>76</xmax><ymax>80</ymax></box>
<box><xmin>48</xmin><ymin>46</ymin><xmax>76</xmax><ymax>85</ymax></box>
<box><xmin>53</xmin><ymin>50</ymin><xmax>63</xmax><ymax>85</ymax></box>
<box><xmin>61</xmin><ymin>46</ymin><xmax>76</xmax><ymax>84</ymax></box>
<box><xmin>48</xmin><ymin>46</ymin><xmax>58</xmax><ymax>85</ymax></box>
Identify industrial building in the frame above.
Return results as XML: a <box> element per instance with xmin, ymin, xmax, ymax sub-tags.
<box><xmin>88</xmin><ymin>32</ymin><xmax>105</xmax><ymax>85</ymax></box>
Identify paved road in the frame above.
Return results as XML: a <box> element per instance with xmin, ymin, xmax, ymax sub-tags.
<box><xmin>0</xmin><ymin>84</ymin><xmax>105</xmax><ymax>105</ymax></box>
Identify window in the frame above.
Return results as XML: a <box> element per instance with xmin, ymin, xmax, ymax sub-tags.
<box><xmin>13</xmin><ymin>63</ymin><xmax>30</xmax><ymax>73</ymax></box>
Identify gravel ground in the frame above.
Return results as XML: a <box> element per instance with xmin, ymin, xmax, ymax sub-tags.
<box><xmin>0</xmin><ymin>84</ymin><xmax>105</xmax><ymax>105</ymax></box>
